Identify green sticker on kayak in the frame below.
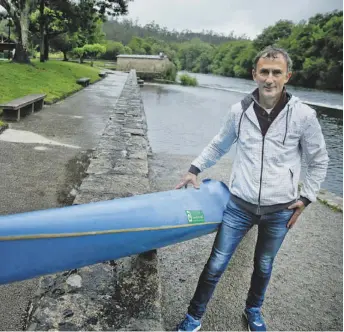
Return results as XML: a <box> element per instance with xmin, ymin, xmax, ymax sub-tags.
<box><xmin>185</xmin><ymin>210</ymin><xmax>205</xmax><ymax>224</ymax></box>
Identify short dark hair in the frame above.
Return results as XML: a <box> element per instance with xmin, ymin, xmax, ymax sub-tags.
<box><xmin>253</xmin><ymin>46</ymin><xmax>293</xmax><ymax>72</ymax></box>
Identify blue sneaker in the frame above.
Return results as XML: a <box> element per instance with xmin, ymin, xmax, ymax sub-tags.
<box><xmin>243</xmin><ymin>307</ymin><xmax>267</xmax><ymax>331</ymax></box>
<box><xmin>177</xmin><ymin>313</ymin><xmax>201</xmax><ymax>331</ymax></box>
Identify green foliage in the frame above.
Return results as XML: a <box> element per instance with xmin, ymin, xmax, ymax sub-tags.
<box><xmin>102</xmin><ymin>10</ymin><xmax>341</xmax><ymax>91</ymax></box>
<box><xmin>163</xmin><ymin>64</ymin><xmax>177</xmax><ymax>81</ymax></box>
<box><xmin>83</xmin><ymin>43</ymin><xmax>106</xmax><ymax>58</ymax></box>
<box><xmin>253</xmin><ymin>20</ymin><xmax>294</xmax><ymax>50</ymax></box>
<box><xmin>102</xmin><ymin>18</ymin><xmax>247</xmax><ymax>45</ymax></box>
<box><xmin>127</xmin><ymin>36</ymin><xmax>147</xmax><ymax>54</ymax></box>
<box><xmin>178</xmin><ymin>39</ymin><xmax>214</xmax><ymax>72</ymax></box>
<box><xmin>123</xmin><ymin>46</ymin><xmax>132</xmax><ymax>54</ymax></box>
<box><xmin>72</xmin><ymin>43</ymin><xmax>106</xmax><ymax>62</ymax></box>
<box><xmin>103</xmin><ymin>40</ymin><xmax>125</xmax><ymax>60</ymax></box>
<box><xmin>0</xmin><ymin>60</ymin><xmax>100</xmax><ymax>104</ymax></box>
<box><xmin>72</xmin><ymin>47</ymin><xmax>85</xmax><ymax>58</ymax></box>
<box><xmin>179</xmin><ymin>74</ymin><xmax>198</xmax><ymax>86</ymax></box>
<box><xmin>50</xmin><ymin>33</ymin><xmax>79</xmax><ymax>60</ymax></box>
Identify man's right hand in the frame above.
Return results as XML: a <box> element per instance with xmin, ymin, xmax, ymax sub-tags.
<box><xmin>175</xmin><ymin>172</ymin><xmax>200</xmax><ymax>190</ymax></box>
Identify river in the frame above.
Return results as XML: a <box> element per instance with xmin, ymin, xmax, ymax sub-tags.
<box><xmin>141</xmin><ymin>73</ymin><xmax>343</xmax><ymax>196</ymax></box>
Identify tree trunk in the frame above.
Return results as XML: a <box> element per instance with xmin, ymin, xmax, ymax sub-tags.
<box><xmin>39</xmin><ymin>0</ymin><xmax>45</xmax><ymax>62</ymax></box>
<box><xmin>13</xmin><ymin>42</ymin><xmax>30</xmax><ymax>63</ymax></box>
<box><xmin>63</xmin><ymin>51</ymin><xmax>68</xmax><ymax>61</ymax></box>
<box><xmin>44</xmin><ymin>34</ymin><xmax>49</xmax><ymax>60</ymax></box>
<box><xmin>12</xmin><ymin>2</ymin><xmax>31</xmax><ymax>63</ymax></box>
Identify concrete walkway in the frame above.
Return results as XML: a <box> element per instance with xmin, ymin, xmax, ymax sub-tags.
<box><xmin>149</xmin><ymin>152</ymin><xmax>343</xmax><ymax>331</ymax></box>
<box><xmin>0</xmin><ymin>71</ymin><xmax>128</xmax><ymax>330</ymax></box>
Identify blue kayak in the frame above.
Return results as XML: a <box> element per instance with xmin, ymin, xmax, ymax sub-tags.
<box><xmin>0</xmin><ymin>179</ymin><xmax>229</xmax><ymax>285</ymax></box>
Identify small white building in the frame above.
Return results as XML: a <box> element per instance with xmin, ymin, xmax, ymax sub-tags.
<box><xmin>116</xmin><ymin>53</ymin><xmax>172</xmax><ymax>75</ymax></box>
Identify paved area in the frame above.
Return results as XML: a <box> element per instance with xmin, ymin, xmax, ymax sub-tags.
<box><xmin>0</xmin><ymin>71</ymin><xmax>128</xmax><ymax>330</ymax></box>
<box><xmin>148</xmin><ymin>152</ymin><xmax>343</xmax><ymax>331</ymax></box>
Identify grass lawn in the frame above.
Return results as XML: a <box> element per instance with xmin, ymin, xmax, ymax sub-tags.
<box><xmin>82</xmin><ymin>59</ymin><xmax>117</xmax><ymax>70</ymax></box>
<box><xmin>0</xmin><ymin>60</ymin><xmax>101</xmax><ymax>104</ymax></box>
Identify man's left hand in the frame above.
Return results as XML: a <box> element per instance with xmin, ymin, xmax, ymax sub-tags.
<box><xmin>287</xmin><ymin>200</ymin><xmax>305</xmax><ymax>229</ymax></box>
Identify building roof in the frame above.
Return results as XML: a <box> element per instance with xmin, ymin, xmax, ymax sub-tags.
<box><xmin>117</xmin><ymin>54</ymin><xmax>167</xmax><ymax>60</ymax></box>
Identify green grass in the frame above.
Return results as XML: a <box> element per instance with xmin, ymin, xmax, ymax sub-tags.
<box><xmin>34</xmin><ymin>52</ymin><xmax>63</xmax><ymax>59</ymax></box>
<box><xmin>82</xmin><ymin>59</ymin><xmax>117</xmax><ymax>70</ymax></box>
<box><xmin>0</xmin><ymin>60</ymin><xmax>101</xmax><ymax>104</ymax></box>
<box><xmin>318</xmin><ymin>198</ymin><xmax>343</xmax><ymax>212</ymax></box>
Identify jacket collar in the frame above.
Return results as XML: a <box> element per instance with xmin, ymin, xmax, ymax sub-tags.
<box><xmin>244</xmin><ymin>87</ymin><xmax>292</xmax><ymax>129</ymax></box>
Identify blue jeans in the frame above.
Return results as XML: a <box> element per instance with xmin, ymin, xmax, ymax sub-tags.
<box><xmin>188</xmin><ymin>195</ymin><xmax>294</xmax><ymax>320</ymax></box>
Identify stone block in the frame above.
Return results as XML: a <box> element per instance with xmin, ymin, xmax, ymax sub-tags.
<box><xmin>77</xmin><ymin>174</ymin><xmax>150</xmax><ymax>198</ymax></box>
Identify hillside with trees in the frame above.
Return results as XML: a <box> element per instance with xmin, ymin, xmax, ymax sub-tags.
<box><xmin>0</xmin><ymin>2</ymin><xmax>341</xmax><ymax>91</ymax></box>
<box><xmin>102</xmin><ymin>11</ymin><xmax>342</xmax><ymax>91</ymax></box>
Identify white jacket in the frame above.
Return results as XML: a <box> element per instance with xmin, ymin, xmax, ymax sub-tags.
<box><xmin>191</xmin><ymin>94</ymin><xmax>329</xmax><ymax>212</ymax></box>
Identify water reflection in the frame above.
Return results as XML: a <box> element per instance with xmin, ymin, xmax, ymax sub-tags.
<box><xmin>141</xmin><ymin>82</ymin><xmax>343</xmax><ymax>196</ymax></box>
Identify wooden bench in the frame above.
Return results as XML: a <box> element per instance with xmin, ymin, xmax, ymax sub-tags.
<box><xmin>76</xmin><ymin>77</ymin><xmax>90</xmax><ymax>87</ymax></box>
<box><xmin>0</xmin><ymin>94</ymin><xmax>46</xmax><ymax>122</ymax></box>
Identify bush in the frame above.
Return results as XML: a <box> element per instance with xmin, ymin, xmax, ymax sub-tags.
<box><xmin>163</xmin><ymin>64</ymin><xmax>177</xmax><ymax>81</ymax></box>
<box><xmin>103</xmin><ymin>41</ymin><xmax>125</xmax><ymax>60</ymax></box>
<box><xmin>179</xmin><ymin>73</ymin><xmax>198</xmax><ymax>86</ymax></box>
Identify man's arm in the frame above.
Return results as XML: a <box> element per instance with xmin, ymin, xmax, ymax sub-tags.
<box><xmin>175</xmin><ymin>107</ymin><xmax>237</xmax><ymax>189</ymax></box>
<box><xmin>299</xmin><ymin>109</ymin><xmax>329</xmax><ymax>203</ymax></box>
<box><xmin>189</xmin><ymin>107</ymin><xmax>238</xmax><ymax>174</ymax></box>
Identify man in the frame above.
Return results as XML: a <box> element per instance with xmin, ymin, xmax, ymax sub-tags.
<box><xmin>175</xmin><ymin>46</ymin><xmax>329</xmax><ymax>332</ymax></box>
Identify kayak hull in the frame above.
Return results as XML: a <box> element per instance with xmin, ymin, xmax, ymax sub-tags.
<box><xmin>0</xmin><ymin>179</ymin><xmax>229</xmax><ymax>284</ymax></box>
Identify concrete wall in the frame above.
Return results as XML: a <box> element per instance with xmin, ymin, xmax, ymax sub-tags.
<box><xmin>24</xmin><ymin>70</ymin><xmax>163</xmax><ymax>331</ymax></box>
<box><xmin>117</xmin><ymin>57</ymin><xmax>171</xmax><ymax>74</ymax></box>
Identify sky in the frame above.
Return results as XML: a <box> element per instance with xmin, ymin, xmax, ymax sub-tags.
<box><xmin>123</xmin><ymin>0</ymin><xmax>343</xmax><ymax>39</ymax></box>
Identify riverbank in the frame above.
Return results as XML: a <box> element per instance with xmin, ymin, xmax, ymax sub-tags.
<box><xmin>0</xmin><ymin>60</ymin><xmax>101</xmax><ymax>105</ymax></box>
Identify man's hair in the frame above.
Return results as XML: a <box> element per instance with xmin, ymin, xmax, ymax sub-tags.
<box><xmin>253</xmin><ymin>46</ymin><xmax>293</xmax><ymax>72</ymax></box>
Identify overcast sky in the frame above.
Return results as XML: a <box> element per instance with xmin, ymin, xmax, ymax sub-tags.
<box><xmin>124</xmin><ymin>0</ymin><xmax>343</xmax><ymax>38</ymax></box>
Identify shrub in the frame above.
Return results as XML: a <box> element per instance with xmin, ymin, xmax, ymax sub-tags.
<box><xmin>163</xmin><ymin>64</ymin><xmax>177</xmax><ymax>81</ymax></box>
<box><xmin>179</xmin><ymin>73</ymin><xmax>198</xmax><ymax>86</ymax></box>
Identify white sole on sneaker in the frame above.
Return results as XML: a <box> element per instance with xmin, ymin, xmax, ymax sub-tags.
<box><xmin>177</xmin><ymin>325</ymin><xmax>201</xmax><ymax>332</ymax></box>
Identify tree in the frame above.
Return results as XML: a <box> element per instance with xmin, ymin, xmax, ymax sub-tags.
<box><xmin>0</xmin><ymin>0</ymin><xmax>131</xmax><ymax>63</ymax></box>
<box><xmin>103</xmin><ymin>40</ymin><xmax>124</xmax><ymax>59</ymax></box>
<box><xmin>50</xmin><ymin>32</ymin><xmax>78</xmax><ymax>60</ymax></box>
<box><xmin>253</xmin><ymin>20</ymin><xmax>294</xmax><ymax>50</ymax></box>
<box><xmin>72</xmin><ymin>43</ymin><xmax>105</xmax><ymax>63</ymax></box>
<box><xmin>0</xmin><ymin>0</ymin><xmax>35</xmax><ymax>63</ymax></box>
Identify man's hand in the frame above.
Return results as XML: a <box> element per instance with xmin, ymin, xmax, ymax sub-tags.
<box><xmin>287</xmin><ymin>200</ymin><xmax>305</xmax><ymax>229</ymax></box>
<box><xmin>175</xmin><ymin>172</ymin><xmax>199</xmax><ymax>190</ymax></box>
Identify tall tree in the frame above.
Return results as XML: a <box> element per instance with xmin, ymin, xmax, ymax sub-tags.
<box><xmin>0</xmin><ymin>0</ymin><xmax>131</xmax><ymax>63</ymax></box>
<box><xmin>0</xmin><ymin>0</ymin><xmax>36</xmax><ymax>63</ymax></box>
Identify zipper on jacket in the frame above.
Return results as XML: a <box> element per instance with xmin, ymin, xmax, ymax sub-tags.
<box><xmin>257</xmin><ymin>136</ymin><xmax>265</xmax><ymax>215</ymax></box>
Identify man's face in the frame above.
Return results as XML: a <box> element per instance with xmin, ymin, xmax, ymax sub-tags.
<box><xmin>252</xmin><ymin>54</ymin><xmax>292</xmax><ymax>101</ymax></box>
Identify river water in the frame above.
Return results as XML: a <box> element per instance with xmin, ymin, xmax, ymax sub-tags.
<box><xmin>141</xmin><ymin>73</ymin><xmax>343</xmax><ymax>196</ymax></box>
